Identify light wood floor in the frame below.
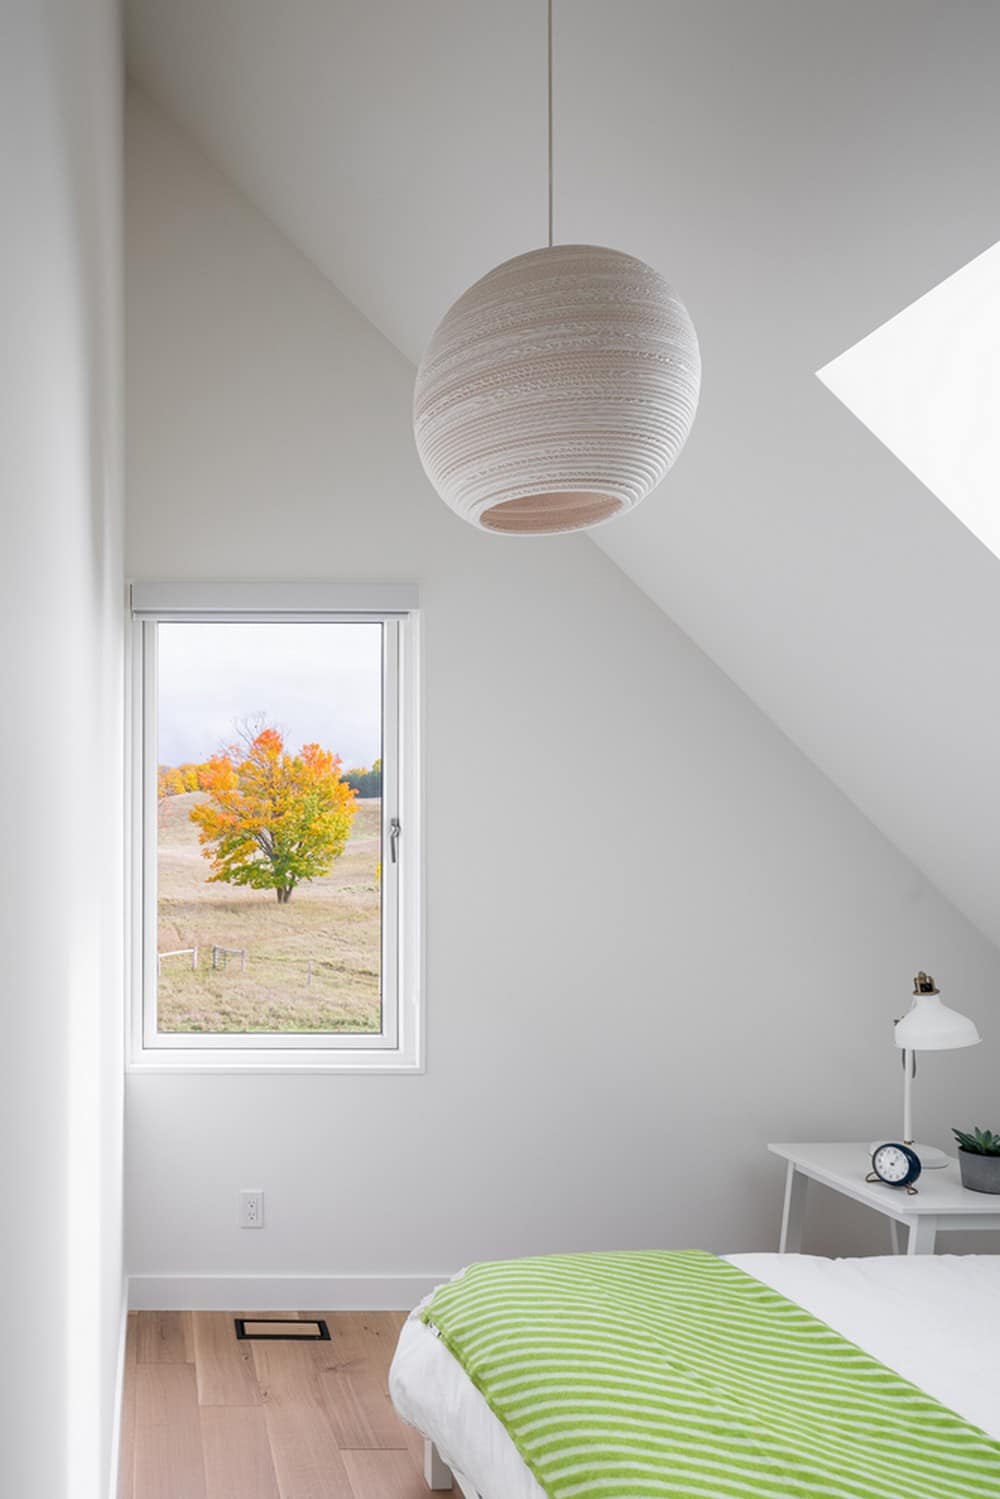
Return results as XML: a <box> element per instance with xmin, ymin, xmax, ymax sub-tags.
<box><xmin>119</xmin><ymin>1310</ymin><xmax>433</xmax><ymax>1498</ymax></box>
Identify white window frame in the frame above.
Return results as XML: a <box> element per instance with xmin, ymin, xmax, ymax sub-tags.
<box><xmin>127</xmin><ymin>582</ymin><xmax>422</xmax><ymax>1073</ymax></box>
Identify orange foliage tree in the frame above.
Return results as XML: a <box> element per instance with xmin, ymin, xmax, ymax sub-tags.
<box><xmin>189</xmin><ymin>726</ymin><xmax>357</xmax><ymax>903</ymax></box>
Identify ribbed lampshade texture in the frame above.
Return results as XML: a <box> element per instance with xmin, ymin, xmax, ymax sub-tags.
<box><xmin>413</xmin><ymin>244</ymin><xmax>701</xmax><ymax>535</ymax></box>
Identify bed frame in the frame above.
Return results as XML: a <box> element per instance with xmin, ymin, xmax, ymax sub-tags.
<box><xmin>424</xmin><ymin>1437</ymin><xmax>482</xmax><ymax>1499</ymax></box>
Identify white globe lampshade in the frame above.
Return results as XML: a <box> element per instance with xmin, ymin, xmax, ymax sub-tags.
<box><xmin>413</xmin><ymin>244</ymin><xmax>701</xmax><ymax>535</ymax></box>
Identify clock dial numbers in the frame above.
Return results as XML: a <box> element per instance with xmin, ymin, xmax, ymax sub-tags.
<box><xmin>875</xmin><ymin>1146</ymin><xmax>908</xmax><ymax>1182</ymax></box>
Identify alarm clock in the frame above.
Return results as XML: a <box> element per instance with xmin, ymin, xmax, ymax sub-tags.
<box><xmin>867</xmin><ymin>1142</ymin><xmax>922</xmax><ymax>1193</ymax></box>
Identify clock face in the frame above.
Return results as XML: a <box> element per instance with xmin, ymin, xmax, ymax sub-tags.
<box><xmin>873</xmin><ymin>1145</ymin><xmax>912</xmax><ymax>1183</ymax></box>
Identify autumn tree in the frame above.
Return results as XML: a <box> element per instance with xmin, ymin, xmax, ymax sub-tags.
<box><xmin>158</xmin><ymin>766</ymin><xmax>185</xmax><ymax>799</ymax></box>
<box><xmin>189</xmin><ymin>726</ymin><xmax>357</xmax><ymax>903</ymax></box>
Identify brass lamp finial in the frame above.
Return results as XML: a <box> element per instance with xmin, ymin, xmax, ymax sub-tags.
<box><xmin>913</xmin><ymin>971</ymin><xmax>940</xmax><ymax>996</ymax></box>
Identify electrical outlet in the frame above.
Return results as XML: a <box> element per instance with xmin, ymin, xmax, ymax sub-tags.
<box><xmin>240</xmin><ymin>1189</ymin><xmax>264</xmax><ymax>1228</ymax></box>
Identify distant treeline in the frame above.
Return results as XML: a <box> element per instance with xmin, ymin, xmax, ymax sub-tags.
<box><xmin>158</xmin><ymin>755</ymin><xmax>382</xmax><ymax>800</ymax></box>
<box><xmin>343</xmin><ymin>758</ymin><xmax>382</xmax><ymax>798</ymax></box>
<box><xmin>158</xmin><ymin>762</ymin><xmax>212</xmax><ymax>799</ymax></box>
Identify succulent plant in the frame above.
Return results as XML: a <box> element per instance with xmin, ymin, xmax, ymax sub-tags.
<box><xmin>952</xmin><ymin>1126</ymin><xmax>1000</xmax><ymax>1157</ymax></box>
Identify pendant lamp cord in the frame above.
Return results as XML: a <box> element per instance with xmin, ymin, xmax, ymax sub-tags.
<box><xmin>547</xmin><ymin>0</ymin><xmax>554</xmax><ymax>247</ymax></box>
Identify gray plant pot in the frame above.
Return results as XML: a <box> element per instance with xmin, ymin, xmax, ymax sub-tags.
<box><xmin>958</xmin><ymin>1149</ymin><xmax>1000</xmax><ymax>1194</ymax></box>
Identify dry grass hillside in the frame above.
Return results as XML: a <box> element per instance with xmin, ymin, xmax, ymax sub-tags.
<box><xmin>157</xmin><ymin>791</ymin><xmax>381</xmax><ymax>1033</ymax></box>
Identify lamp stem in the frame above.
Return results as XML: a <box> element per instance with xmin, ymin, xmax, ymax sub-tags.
<box><xmin>547</xmin><ymin>0</ymin><xmax>554</xmax><ymax>248</ymax></box>
<box><xmin>903</xmin><ymin>1047</ymin><xmax>913</xmax><ymax>1144</ymax></box>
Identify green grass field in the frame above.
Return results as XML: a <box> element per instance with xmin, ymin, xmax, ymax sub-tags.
<box><xmin>156</xmin><ymin>791</ymin><xmax>381</xmax><ymax>1033</ymax></box>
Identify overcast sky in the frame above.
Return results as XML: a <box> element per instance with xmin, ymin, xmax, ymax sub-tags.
<box><xmin>157</xmin><ymin>622</ymin><xmax>382</xmax><ymax>769</ymax></box>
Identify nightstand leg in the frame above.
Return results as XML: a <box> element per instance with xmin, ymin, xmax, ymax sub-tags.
<box><xmin>906</xmin><ymin>1217</ymin><xmax>937</xmax><ymax>1255</ymax></box>
<box><xmin>779</xmin><ymin>1162</ymin><xmax>807</xmax><ymax>1252</ymax></box>
<box><xmin>888</xmin><ymin>1219</ymin><xmax>900</xmax><ymax>1255</ymax></box>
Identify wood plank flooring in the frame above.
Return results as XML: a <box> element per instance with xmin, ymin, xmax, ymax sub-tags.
<box><xmin>120</xmin><ymin>1311</ymin><xmax>432</xmax><ymax>1499</ymax></box>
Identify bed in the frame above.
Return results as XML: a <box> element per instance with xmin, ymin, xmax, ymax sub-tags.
<box><xmin>389</xmin><ymin>1251</ymin><xmax>1000</xmax><ymax>1499</ymax></box>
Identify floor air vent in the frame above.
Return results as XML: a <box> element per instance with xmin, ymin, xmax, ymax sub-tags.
<box><xmin>234</xmin><ymin>1318</ymin><xmax>331</xmax><ymax>1341</ymax></box>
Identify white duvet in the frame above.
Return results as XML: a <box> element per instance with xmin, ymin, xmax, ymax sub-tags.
<box><xmin>389</xmin><ymin>1253</ymin><xmax>1000</xmax><ymax>1499</ymax></box>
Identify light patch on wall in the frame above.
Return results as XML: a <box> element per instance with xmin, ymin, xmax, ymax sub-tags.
<box><xmin>818</xmin><ymin>239</ymin><xmax>1000</xmax><ymax>560</ymax></box>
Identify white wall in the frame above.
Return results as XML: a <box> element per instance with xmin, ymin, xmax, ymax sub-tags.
<box><xmin>125</xmin><ymin>90</ymin><xmax>1000</xmax><ymax>1297</ymax></box>
<box><xmin>125</xmin><ymin>0</ymin><xmax>1000</xmax><ymax>957</ymax></box>
<box><xmin>0</xmin><ymin>4</ymin><xmax>124</xmax><ymax>1497</ymax></box>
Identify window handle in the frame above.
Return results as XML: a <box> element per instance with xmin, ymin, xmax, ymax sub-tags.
<box><xmin>389</xmin><ymin>817</ymin><xmax>401</xmax><ymax>864</ymax></box>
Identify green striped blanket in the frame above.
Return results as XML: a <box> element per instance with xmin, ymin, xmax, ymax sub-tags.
<box><xmin>423</xmin><ymin>1250</ymin><xmax>1000</xmax><ymax>1499</ymax></box>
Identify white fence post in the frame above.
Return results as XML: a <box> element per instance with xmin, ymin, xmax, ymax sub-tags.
<box><xmin>158</xmin><ymin>948</ymin><xmax>197</xmax><ymax>976</ymax></box>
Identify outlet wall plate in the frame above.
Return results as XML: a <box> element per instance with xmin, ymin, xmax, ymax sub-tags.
<box><xmin>239</xmin><ymin>1189</ymin><xmax>265</xmax><ymax>1228</ymax></box>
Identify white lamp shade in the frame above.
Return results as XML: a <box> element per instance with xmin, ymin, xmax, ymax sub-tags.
<box><xmin>413</xmin><ymin>244</ymin><xmax>701</xmax><ymax>535</ymax></box>
<box><xmin>894</xmin><ymin>993</ymin><xmax>981</xmax><ymax>1051</ymax></box>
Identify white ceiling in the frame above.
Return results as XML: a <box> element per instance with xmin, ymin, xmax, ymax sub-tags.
<box><xmin>127</xmin><ymin>1</ymin><xmax>1000</xmax><ymax>949</ymax></box>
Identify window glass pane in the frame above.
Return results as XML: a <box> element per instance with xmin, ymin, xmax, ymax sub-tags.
<box><xmin>155</xmin><ymin>621</ymin><xmax>383</xmax><ymax>1034</ymax></box>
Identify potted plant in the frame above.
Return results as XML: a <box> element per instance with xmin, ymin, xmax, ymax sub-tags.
<box><xmin>952</xmin><ymin>1126</ymin><xmax>1000</xmax><ymax>1194</ymax></box>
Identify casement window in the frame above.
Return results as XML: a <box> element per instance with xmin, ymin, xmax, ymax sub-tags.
<box><xmin>128</xmin><ymin>583</ymin><xmax>421</xmax><ymax>1071</ymax></box>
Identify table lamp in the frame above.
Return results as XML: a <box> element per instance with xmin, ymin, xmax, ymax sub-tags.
<box><xmin>885</xmin><ymin>972</ymin><xmax>982</xmax><ymax>1169</ymax></box>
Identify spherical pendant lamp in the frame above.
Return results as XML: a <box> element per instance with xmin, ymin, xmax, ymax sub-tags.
<box><xmin>413</xmin><ymin>243</ymin><xmax>700</xmax><ymax>534</ymax></box>
<box><xmin>413</xmin><ymin>1</ymin><xmax>700</xmax><ymax>536</ymax></box>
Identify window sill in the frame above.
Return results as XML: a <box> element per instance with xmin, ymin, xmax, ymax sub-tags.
<box><xmin>127</xmin><ymin>1046</ymin><xmax>424</xmax><ymax>1075</ymax></box>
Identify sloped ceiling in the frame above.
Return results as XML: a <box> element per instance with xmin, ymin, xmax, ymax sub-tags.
<box><xmin>126</xmin><ymin>0</ymin><xmax>1000</xmax><ymax>948</ymax></box>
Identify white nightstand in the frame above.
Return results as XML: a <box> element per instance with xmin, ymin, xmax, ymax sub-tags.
<box><xmin>769</xmin><ymin>1142</ymin><xmax>1000</xmax><ymax>1255</ymax></box>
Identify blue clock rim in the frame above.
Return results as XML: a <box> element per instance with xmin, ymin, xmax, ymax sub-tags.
<box><xmin>871</xmin><ymin>1141</ymin><xmax>922</xmax><ymax>1186</ymax></box>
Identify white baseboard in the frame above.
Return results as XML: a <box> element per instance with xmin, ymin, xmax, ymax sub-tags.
<box><xmin>127</xmin><ymin>1272</ymin><xmax>450</xmax><ymax>1311</ymax></box>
